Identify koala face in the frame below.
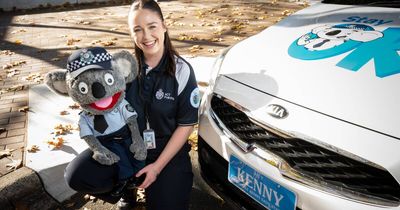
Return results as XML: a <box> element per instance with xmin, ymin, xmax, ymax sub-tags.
<box><xmin>68</xmin><ymin>68</ymin><xmax>126</xmax><ymax>114</ymax></box>
<box><xmin>316</xmin><ymin>28</ymin><xmax>357</xmax><ymax>40</ymax></box>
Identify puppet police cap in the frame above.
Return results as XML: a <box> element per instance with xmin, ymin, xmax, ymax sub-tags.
<box><xmin>66</xmin><ymin>47</ymin><xmax>112</xmax><ymax>79</ymax></box>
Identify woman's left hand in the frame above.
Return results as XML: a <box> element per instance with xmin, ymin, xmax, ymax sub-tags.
<box><xmin>135</xmin><ymin>163</ymin><xmax>159</xmax><ymax>189</ymax></box>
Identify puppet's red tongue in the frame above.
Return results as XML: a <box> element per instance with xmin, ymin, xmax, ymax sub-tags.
<box><xmin>94</xmin><ymin>96</ymin><xmax>112</xmax><ymax>108</ymax></box>
<box><xmin>89</xmin><ymin>92</ymin><xmax>122</xmax><ymax>111</ymax></box>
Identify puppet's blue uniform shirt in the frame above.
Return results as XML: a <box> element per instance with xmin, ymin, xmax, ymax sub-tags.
<box><xmin>79</xmin><ymin>99</ymin><xmax>137</xmax><ymax>138</ymax></box>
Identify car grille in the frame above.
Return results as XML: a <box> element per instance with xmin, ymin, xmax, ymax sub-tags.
<box><xmin>210</xmin><ymin>95</ymin><xmax>400</xmax><ymax>206</ymax></box>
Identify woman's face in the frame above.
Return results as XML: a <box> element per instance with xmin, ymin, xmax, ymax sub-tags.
<box><xmin>130</xmin><ymin>9</ymin><xmax>167</xmax><ymax>59</ymax></box>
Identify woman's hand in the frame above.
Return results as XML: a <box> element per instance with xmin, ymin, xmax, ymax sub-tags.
<box><xmin>135</xmin><ymin>163</ymin><xmax>160</xmax><ymax>189</ymax></box>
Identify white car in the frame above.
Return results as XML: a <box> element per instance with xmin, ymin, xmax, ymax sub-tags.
<box><xmin>197</xmin><ymin>1</ymin><xmax>400</xmax><ymax>210</ymax></box>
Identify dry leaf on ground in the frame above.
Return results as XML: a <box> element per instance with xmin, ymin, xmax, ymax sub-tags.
<box><xmin>22</xmin><ymin>73</ymin><xmax>44</xmax><ymax>83</ymax></box>
<box><xmin>69</xmin><ymin>103</ymin><xmax>81</xmax><ymax>110</ymax></box>
<box><xmin>11</xmin><ymin>29</ymin><xmax>27</xmax><ymax>34</ymax></box>
<box><xmin>0</xmin><ymin>148</ymin><xmax>15</xmax><ymax>159</ymax></box>
<box><xmin>6</xmin><ymin>159</ymin><xmax>22</xmax><ymax>170</ymax></box>
<box><xmin>2</xmin><ymin>61</ymin><xmax>26</xmax><ymax>69</ymax></box>
<box><xmin>46</xmin><ymin>137</ymin><xmax>64</xmax><ymax>149</ymax></box>
<box><xmin>101</xmin><ymin>41</ymin><xmax>116</xmax><ymax>46</ymax></box>
<box><xmin>67</xmin><ymin>38</ymin><xmax>81</xmax><ymax>46</ymax></box>
<box><xmin>18</xmin><ymin>106</ymin><xmax>29</xmax><ymax>112</ymax></box>
<box><xmin>27</xmin><ymin>145</ymin><xmax>40</xmax><ymax>153</ymax></box>
<box><xmin>60</xmin><ymin>110</ymin><xmax>70</xmax><ymax>115</ymax></box>
<box><xmin>14</xmin><ymin>40</ymin><xmax>23</xmax><ymax>45</ymax></box>
<box><xmin>0</xmin><ymin>84</ymin><xmax>25</xmax><ymax>94</ymax></box>
<box><xmin>0</xmin><ymin>50</ymin><xmax>15</xmax><ymax>55</ymax></box>
<box><xmin>6</xmin><ymin>69</ymin><xmax>20</xmax><ymax>78</ymax></box>
<box><xmin>189</xmin><ymin>45</ymin><xmax>203</xmax><ymax>53</ymax></box>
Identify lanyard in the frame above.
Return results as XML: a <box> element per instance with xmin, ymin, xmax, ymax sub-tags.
<box><xmin>138</xmin><ymin>67</ymin><xmax>161</xmax><ymax>130</ymax></box>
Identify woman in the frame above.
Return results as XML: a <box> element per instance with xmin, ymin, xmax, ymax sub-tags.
<box><xmin>65</xmin><ymin>0</ymin><xmax>199</xmax><ymax>209</ymax></box>
<box><xmin>125</xmin><ymin>0</ymin><xmax>199</xmax><ymax>209</ymax></box>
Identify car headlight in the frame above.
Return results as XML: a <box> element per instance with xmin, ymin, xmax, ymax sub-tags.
<box><xmin>208</xmin><ymin>46</ymin><xmax>232</xmax><ymax>92</ymax></box>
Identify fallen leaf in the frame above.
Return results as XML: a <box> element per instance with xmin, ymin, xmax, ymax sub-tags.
<box><xmin>0</xmin><ymin>50</ymin><xmax>14</xmax><ymax>55</ymax></box>
<box><xmin>6</xmin><ymin>159</ymin><xmax>22</xmax><ymax>170</ymax></box>
<box><xmin>67</xmin><ymin>38</ymin><xmax>81</xmax><ymax>46</ymax></box>
<box><xmin>46</xmin><ymin>137</ymin><xmax>64</xmax><ymax>149</ymax></box>
<box><xmin>0</xmin><ymin>148</ymin><xmax>15</xmax><ymax>159</ymax></box>
<box><xmin>27</xmin><ymin>145</ymin><xmax>40</xmax><ymax>153</ymax></box>
<box><xmin>15</xmin><ymin>40</ymin><xmax>23</xmax><ymax>45</ymax></box>
<box><xmin>51</xmin><ymin>58</ymin><xmax>61</xmax><ymax>61</ymax></box>
<box><xmin>18</xmin><ymin>106</ymin><xmax>29</xmax><ymax>112</ymax></box>
<box><xmin>60</xmin><ymin>110</ymin><xmax>70</xmax><ymax>115</ymax></box>
<box><xmin>210</xmin><ymin>37</ymin><xmax>223</xmax><ymax>42</ymax></box>
<box><xmin>22</xmin><ymin>73</ymin><xmax>43</xmax><ymax>83</ymax></box>
<box><xmin>100</xmin><ymin>41</ymin><xmax>116</xmax><ymax>46</ymax></box>
<box><xmin>110</xmin><ymin>28</ymin><xmax>117</xmax><ymax>31</ymax></box>
<box><xmin>281</xmin><ymin>10</ymin><xmax>293</xmax><ymax>16</ymax></box>
<box><xmin>84</xmin><ymin>194</ymin><xmax>91</xmax><ymax>200</ymax></box>
<box><xmin>0</xmin><ymin>85</ymin><xmax>25</xmax><ymax>94</ymax></box>
<box><xmin>90</xmin><ymin>40</ymin><xmax>102</xmax><ymax>45</ymax></box>
<box><xmin>11</xmin><ymin>29</ymin><xmax>27</xmax><ymax>34</ymax></box>
<box><xmin>208</xmin><ymin>49</ymin><xmax>216</xmax><ymax>53</ymax></box>
<box><xmin>6</xmin><ymin>69</ymin><xmax>20</xmax><ymax>78</ymax></box>
<box><xmin>2</xmin><ymin>61</ymin><xmax>26</xmax><ymax>69</ymax></box>
<box><xmin>54</xmin><ymin>123</ymin><xmax>75</xmax><ymax>135</ymax></box>
<box><xmin>69</xmin><ymin>103</ymin><xmax>81</xmax><ymax>110</ymax></box>
<box><xmin>189</xmin><ymin>45</ymin><xmax>202</xmax><ymax>53</ymax></box>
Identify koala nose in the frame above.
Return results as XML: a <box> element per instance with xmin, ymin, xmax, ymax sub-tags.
<box><xmin>326</xmin><ymin>30</ymin><xmax>341</xmax><ymax>36</ymax></box>
<box><xmin>92</xmin><ymin>82</ymin><xmax>106</xmax><ymax>99</ymax></box>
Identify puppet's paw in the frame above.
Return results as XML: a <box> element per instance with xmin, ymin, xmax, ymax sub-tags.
<box><xmin>92</xmin><ymin>150</ymin><xmax>120</xmax><ymax>165</ymax></box>
<box><xmin>130</xmin><ymin>143</ymin><xmax>147</xmax><ymax>161</ymax></box>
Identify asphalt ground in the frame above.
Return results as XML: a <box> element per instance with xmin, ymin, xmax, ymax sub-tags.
<box><xmin>0</xmin><ymin>0</ymin><xmax>308</xmax><ymax>209</ymax></box>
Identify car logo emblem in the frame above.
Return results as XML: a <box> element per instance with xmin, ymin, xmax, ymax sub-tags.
<box><xmin>266</xmin><ymin>104</ymin><xmax>288</xmax><ymax>119</ymax></box>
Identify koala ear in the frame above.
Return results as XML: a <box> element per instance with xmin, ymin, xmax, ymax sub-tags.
<box><xmin>45</xmin><ymin>70</ymin><xmax>69</xmax><ymax>96</ymax></box>
<box><xmin>111</xmin><ymin>50</ymin><xmax>138</xmax><ymax>83</ymax></box>
<box><xmin>312</xmin><ymin>25</ymin><xmax>330</xmax><ymax>34</ymax></box>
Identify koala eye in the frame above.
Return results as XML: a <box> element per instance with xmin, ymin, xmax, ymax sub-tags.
<box><xmin>78</xmin><ymin>82</ymin><xmax>89</xmax><ymax>94</ymax></box>
<box><xmin>104</xmin><ymin>73</ymin><xmax>114</xmax><ymax>86</ymax></box>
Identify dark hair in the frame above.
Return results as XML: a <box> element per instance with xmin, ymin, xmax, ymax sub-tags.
<box><xmin>128</xmin><ymin>0</ymin><xmax>178</xmax><ymax>77</ymax></box>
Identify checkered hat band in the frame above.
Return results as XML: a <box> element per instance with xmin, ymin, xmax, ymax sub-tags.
<box><xmin>67</xmin><ymin>52</ymin><xmax>112</xmax><ymax>72</ymax></box>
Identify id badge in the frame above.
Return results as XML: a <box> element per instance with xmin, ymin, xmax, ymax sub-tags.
<box><xmin>143</xmin><ymin>129</ymin><xmax>156</xmax><ymax>149</ymax></box>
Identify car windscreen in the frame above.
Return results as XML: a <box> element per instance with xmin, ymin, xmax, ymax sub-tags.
<box><xmin>322</xmin><ymin>0</ymin><xmax>400</xmax><ymax>7</ymax></box>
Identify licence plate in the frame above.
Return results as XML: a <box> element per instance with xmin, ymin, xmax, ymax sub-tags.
<box><xmin>228</xmin><ymin>155</ymin><xmax>297</xmax><ymax>210</ymax></box>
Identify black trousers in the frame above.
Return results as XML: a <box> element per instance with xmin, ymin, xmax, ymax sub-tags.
<box><xmin>64</xmin><ymin>148</ymin><xmax>193</xmax><ymax>210</ymax></box>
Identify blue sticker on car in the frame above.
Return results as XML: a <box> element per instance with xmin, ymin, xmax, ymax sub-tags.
<box><xmin>288</xmin><ymin>23</ymin><xmax>400</xmax><ymax>78</ymax></box>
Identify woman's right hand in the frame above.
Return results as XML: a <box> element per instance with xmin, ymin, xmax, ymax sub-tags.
<box><xmin>135</xmin><ymin>163</ymin><xmax>160</xmax><ymax>189</ymax></box>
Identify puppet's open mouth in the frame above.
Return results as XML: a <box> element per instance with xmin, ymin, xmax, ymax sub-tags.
<box><xmin>89</xmin><ymin>92</ymin><xmax>122</xmax><ymax>111</ymax></box>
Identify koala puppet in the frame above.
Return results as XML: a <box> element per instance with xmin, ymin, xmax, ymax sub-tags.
<box><xmin>45</xmin><ymin>47</ymin><xmax>146</xmax><ymax>166</ymax></box>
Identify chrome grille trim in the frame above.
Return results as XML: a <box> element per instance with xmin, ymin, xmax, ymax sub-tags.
<box><xmin>209</xmin><ymin>94</ymin><xmax>400</xmax><ymax>207</ymax></box>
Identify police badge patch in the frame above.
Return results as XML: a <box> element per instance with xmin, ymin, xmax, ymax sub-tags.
<box><xmin>190</xmin><ymin>87</ymin><xmax>200</xmax><ymax>108</ymax></box>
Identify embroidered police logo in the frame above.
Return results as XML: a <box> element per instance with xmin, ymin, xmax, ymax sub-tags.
<box><xmin>190</xmin><ymin>87</ymin><xmax>200</xmax><ymax>108</ymax></box>
<box><xmin>80</xmin><ymin>50</ymin><xmax>95</xmax><ymax>63</ymax></box>
<box><xmin>155</xmin><ymin>89</ymin><xmax>164</xmax><ymax>100</ymax></box>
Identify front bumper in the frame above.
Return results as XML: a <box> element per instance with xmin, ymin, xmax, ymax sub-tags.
<box><xmin>197</xmin><ymin>78</ymin><xmax>400</xmax><ymax>210</ymax></box>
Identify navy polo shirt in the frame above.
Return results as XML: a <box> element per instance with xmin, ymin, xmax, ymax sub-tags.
<box><xmin>126</xmin><ymin>55</ymin><xmax>199</xmax><ymax>161</ymax></box>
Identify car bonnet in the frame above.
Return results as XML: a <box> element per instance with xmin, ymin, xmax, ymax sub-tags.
<box><xmin>217</xmin><ymin>3</ymin><xmax>400</xmax><ymax>138</ymax></box>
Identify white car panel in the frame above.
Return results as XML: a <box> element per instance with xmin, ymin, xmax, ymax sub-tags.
<box><xmin>217</xmin><ymin>4</ymin><xmax>400</xmax><ymax>138</ymax></box>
